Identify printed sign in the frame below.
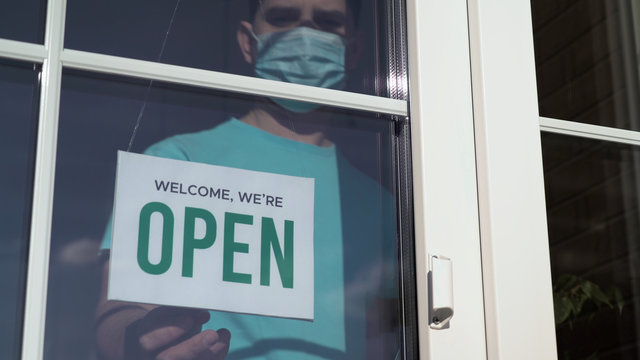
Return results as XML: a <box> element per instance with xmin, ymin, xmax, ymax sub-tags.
<box><xmin>108</xmin><ymin>151</ymin><xmax>315</xmax><ymax>320</ymax></box>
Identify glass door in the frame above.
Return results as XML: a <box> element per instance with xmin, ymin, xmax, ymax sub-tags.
<box><xmin>0</xmin><ymin>0</ymin><xmax>492</xmax><ymax>359</ymax></box>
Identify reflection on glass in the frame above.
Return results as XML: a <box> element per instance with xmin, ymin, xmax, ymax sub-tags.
<box><xmin>0</xmin><ymin>60</ymin><xmax>40</xmax><ymax>358</ymax></box>
<box><xmin>45</xmin><ymin>68</ymin><xmax>402</xmax><ymax>359</ymax></box>
<box><xmin>64</xmin><ymin>0</ymin><xmax>398</xmax><ymax>97</ymax></box>
<box><xmin>0</xmin><ymin>0</ymin><xmax>47</xmax><ymax>43</ymax></box>
<box><xmin>531</xmin><ymin>0</ymin><xmax>640</xmax><ymax>131</ymax></box>
<box><xmin>543</xmin><ymin>132</ymin><xmax>640</xmax><ymax>359</ymax></box>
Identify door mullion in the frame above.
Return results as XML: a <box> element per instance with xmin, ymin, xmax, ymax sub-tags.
<box><xmin>21</xmin><ymin>0</ymin><xmax>67</xmax><ymax>358</ymax></box>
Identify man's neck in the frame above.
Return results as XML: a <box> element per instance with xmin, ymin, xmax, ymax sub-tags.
<box><xmin>239</xmin><ymin>107</ymin><xmax>333</xmax><ymax>147</ymax></box>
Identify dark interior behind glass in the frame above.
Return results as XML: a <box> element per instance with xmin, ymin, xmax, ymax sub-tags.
<box><xmin>532</xmin><ymin>0</ymin><xmax>640</xmax><ymax>131</ymax></box>
<box><xmin>0</xmin><ymin>0</ymin><xmax>47</xmax><ymax>44</ymax></box>
<box><xmin>532</xmin><ymin>0</ymin><xmax>640</xmax><ymax>358</ymax></box>
<box><xmin>0</xmin><ymin>59</ymin><xmax>40</xmax><ymax>359</ymax></box>
<box><xmin>542</xmin><ymin>133</ymin><xmax>640</xmax><ymax>359</ymax></box>
<box><xmin>64</xmin><ymin>0</ymin><xmax>403</xmax><ymax>98</ymax></box>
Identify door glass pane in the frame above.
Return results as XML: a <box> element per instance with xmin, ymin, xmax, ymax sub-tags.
<box><xmin>44</xmin><ymin>70</ymin><xmax>410</xmax><ymax>359</ymax></box>
<box><xmin>0</xmin><ymin>59</ymin><xmax>40</xmax><ymax>358</ymax></box>
<box><xmin>64</xmin><ymin>0</ymin><xmax>404</xmax><ymax>97</ymax></box>
<box><xmin>0</xmin><ymin>0</ymin><xmax>47</xmax><ymax>43</ymax></box>
<box><xmin>531</xmin><ymin>0</ymin><xmax>640</xmax><ymax>131</ymax></box>
<box><xmin>543</xmin><ymin>132</ymin><xmax>640</xmax><ymax>359</ymax></box>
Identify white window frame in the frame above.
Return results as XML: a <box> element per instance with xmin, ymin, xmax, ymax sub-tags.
<box><xmin>1</xmin><ymin>0</ymin><xmax>573</xmax><ymax>359</ymax></box>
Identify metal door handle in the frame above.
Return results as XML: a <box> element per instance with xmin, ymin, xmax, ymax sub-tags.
<box><xmin>429</xmin><ymin>255</ymin><xmax>454</xmax><ymax>329</ymax></box>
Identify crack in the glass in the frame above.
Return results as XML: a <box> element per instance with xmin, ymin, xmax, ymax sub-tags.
<box><xmin>126</xmin><ymin>0</ymin><xmax>182</xmax><ymax>152</ymax></box>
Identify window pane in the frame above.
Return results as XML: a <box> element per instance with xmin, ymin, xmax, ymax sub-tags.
<box><xmin>543</xmin><ymin>132</ymin><xmax>640</xmax><ymax>358</ymax></box>
<box><xmin>0</xmin><ymin>60</ymin><xmax>40</xmax><ymax>358</ymax></box>
<box><xmin>0</xmin><ymin>0</ymin><xmax>47</xmax><ymax>43</ymax></box>
<box><xmin>531</xmin><ymin>0</ymin><xmax>640</xmax><ymax>131</ymax></box>
<box><xmin>64</xmin><ymin>0</ymin><xmax>404</xmax><ymax>97</ymax></box>
<box><xmin>44</xmin><ymin>70</ymin><xmax>408</xmax><ymax>359</ymax></box>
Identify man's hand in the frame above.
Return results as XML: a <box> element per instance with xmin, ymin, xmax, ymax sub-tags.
<box><xmin>124</xmin><ymin>307</ymin><xmax>231</xmax><ymax>360</ymax></box>
<box><xmin>95</xmin><ymin>261</ymin><xmax>230</xmax><ymax>360</ymax></box>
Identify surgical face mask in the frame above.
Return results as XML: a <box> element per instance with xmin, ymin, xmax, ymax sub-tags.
<box><xmin>253</xmin><ymin>26</ymin><xmax>347</xmax><ymax>113</ymax></box>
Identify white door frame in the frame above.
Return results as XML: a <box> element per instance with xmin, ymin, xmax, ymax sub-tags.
<box><xmin>407</xmin><ymin>0</ymin><xmax>487</xmax><ymax>358</ymax></box>
<box><xmin>469</xmin><ymin>0</ymin><xmax>557</xmax><ymax>358</ymax></box>
<box><xmin>409</xmin><ymin>0</ymin><xmax>558</xmax><ymax>359</ymax></box>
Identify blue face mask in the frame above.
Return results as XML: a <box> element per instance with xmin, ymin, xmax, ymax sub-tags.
<box><xmin>253</xmin><ymin>27</ymin><xmax>347</xmax><ymax>113</ymax></box>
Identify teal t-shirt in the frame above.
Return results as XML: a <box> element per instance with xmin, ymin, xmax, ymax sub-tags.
<box><xmin>102</xmin><ymin>119</ymin><xmax>397</xmax><ymax>359</ymax></box>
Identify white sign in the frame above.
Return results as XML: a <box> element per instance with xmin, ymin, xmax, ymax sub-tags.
<box><xmin>109</xmin><ymin>151</ymin><xmax>315</xmax><ymax>320</ymax></box>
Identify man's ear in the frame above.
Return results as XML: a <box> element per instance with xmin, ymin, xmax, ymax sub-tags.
<box><xmin>345</xmin><ymin>30</ymin><xmax>364</xmax><ymax>71</ymax></box>
<box><xmin>237</xmin><ymin>21</ymin><xmax>256</xmax><ymax>64</ymax></box>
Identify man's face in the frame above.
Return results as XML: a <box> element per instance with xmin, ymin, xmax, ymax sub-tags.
<box><xmin>252</xmin><ymin>0</ymin><xmax>349</xmax><ymax>37</ymax></box>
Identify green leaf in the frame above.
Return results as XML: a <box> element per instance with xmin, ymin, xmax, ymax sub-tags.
<box><xmin>584</xmin><ymin>351</ymin><xmax>600</xmax><ymax>360</ymax></box>
<box><xmin>581</xmin><ymin>281</ymin><xmax>612</xmax><ymax>308</ymax></box>
<box><xmin>607</xmin><ymin>286</ymin><xmax>624</xmax><ymax>314</ymax></box>
<box><xmin>570</xmin><ymin>293</ymin><xmax>586</xmax><ymax>315</ymax></box>
<box><xmin>554</xmin><ymin>296</ymin><xmax>573</xmax><ymax>325</ymax></box>
<box><xmin>555</xmin><ymin>274</ymin><xmax>578</xmax><ymax>291</ymax></box>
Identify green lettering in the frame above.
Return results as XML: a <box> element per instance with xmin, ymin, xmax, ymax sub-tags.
<box><xmin>260</xmin><ymin>218</ymin><xmax>294</xmax><ymax>288</ymax></box>
<box><xmin>223</xmin><ymin>212</ymin><xmax>253</xmax><ymax>284</ymax></box>
<box><xmin>182</xmin><ymin>207</ymin><xmax>217</xmax><ymax>277</ymax></box>
<box><xmin>137</xmin><ymin>202</ymin><xmax>174</xmax><ymax>275</ymax></box>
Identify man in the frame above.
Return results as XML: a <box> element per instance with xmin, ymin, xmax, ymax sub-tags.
<box><xmin>95</xmin><ymin>0</ymin><xmax>397</xmax><ymax>359</ymax></box>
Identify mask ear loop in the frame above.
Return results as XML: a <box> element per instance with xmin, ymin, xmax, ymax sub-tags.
<box><xmin>255</xmin><ymin>0</ymin><xmax>266</xmax><ymax>26</ymax></box>
<box><xmin>247</xmin><ymin>0</ymin><xmax>266</xmax><ymax>53</ymax></box>
<box><xmin>248</xmin><ymin>27</ymin><xmax>260</xmax><ymax>44</ymax></box>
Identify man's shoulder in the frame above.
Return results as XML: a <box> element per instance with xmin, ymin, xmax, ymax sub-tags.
<box><xmin>337</xmin><ymin>154</ymin><xmax>393</xmax><ymax>202</ymax></box>
<box><xmin>335</xmin><ymin>153</ymin><xmax>395</xmax><ymax>231</ymax></box>
<box><xmin>144</xmin><ymin>120</ymin><xmax>239</xmax><ymax>161</ymax></box>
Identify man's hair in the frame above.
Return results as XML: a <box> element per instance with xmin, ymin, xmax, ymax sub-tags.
<box><xmin>247</xmin><ymin>0</ymin><xmax>361</xmax><ymax>26</ymax></box>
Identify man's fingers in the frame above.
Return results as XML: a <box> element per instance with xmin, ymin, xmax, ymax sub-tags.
<box><xmin>136</xmin><ymin>308</ymin><xmax>210</xmax><ymax>353</ymax></box>
<box><xmin>138</xmin><ymin>315</ymin><xmax>194</xmax><ymax>352</ymax></box>
<box><xmin>210</xmin><ymin>328</ymin><xmax>231</xmax><ymax>360</ymax></box>
<box><xmin>155</xmin><ymin>329</ymin><xmax>229</xmax><ymax>360</ymax></box>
